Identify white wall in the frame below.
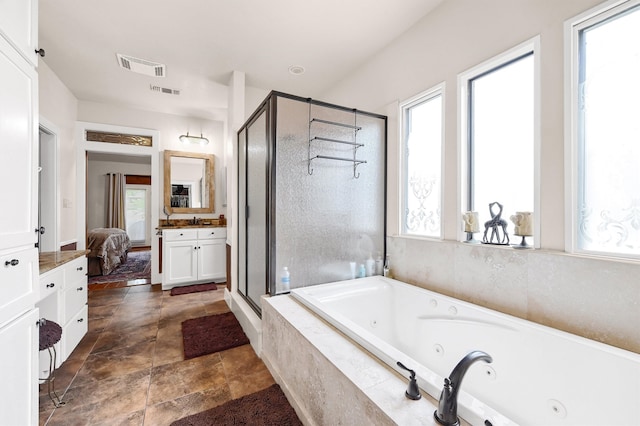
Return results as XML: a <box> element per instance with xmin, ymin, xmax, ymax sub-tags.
<box><xmin>322</xmin><ymin>0</ymin><xmax>640</xmax><ymax>353</ymax></box>
<box><xmin>38</xmin><ymin>60</ymin><xmax>78</xmax><ymax>247</ymax></box>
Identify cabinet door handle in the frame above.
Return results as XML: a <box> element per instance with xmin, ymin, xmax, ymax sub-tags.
<box><xmin>77</xmin><ymin>287</ymin><xmax>84</xmax><ymax>291</ymax></box>
<box><xmin>77</xmin><ymin>318</ymin><xmax>84</xmax><ymax>323</ymax></box>
<box><xmin>77</xmin><ymin>266</ymin><xmax>83</xmax><ymax>271</ymax></box>
<box><xmin>4</xmin><ymin>259</ymin><xmax>19</xmax><ymax>266</ymax></box>
<box><xmin>46</xmin><ymin>283</ymin><xmax>55</xmax><ymax>288</ymax></box>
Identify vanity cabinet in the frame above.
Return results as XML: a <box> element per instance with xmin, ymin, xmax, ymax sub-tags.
<box><xmin>36</xmin><ymin>255</ymin><xmax>88</xmax><ymax>379</ymax></box>
<box><xmin>162</xmin><ymin>228</ymin><xmax>226</xmax><ymax>290</ymax></box>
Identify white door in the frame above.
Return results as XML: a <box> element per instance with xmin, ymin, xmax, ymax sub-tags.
<box><xmin>198</xmin><ymin>239</ymin><xmax>226</xmax><ymax>281</ymax></box>
<box><xmin>0</xmin><ymin>309</ymin><xmax>38</xmax><ymax>426</ymax></box>
<box><xmin>0</xmin><ymin>35</ymin><xmax>38</xmax><ymax>252</ymax></box>
<box><xmin>164</xmin><ymin>241</ymin><xmax>198</xmax><ymax>286</ymax></box>
<box><xmin>0</xmin><ymin>0</ymin><xmax>38</xmax><ymax>66</ymax></box>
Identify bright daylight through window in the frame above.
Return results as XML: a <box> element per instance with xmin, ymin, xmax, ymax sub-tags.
<box><xmin>466</xmin><ymin>51</ymin><xmax>534</xmax><ymax>242</ymax></box>
<box><xmin>574</xmin><ymin>2</ymin><xmax>640</xmax><ymax>258</ymax></box>
<box><xmin>401</xmin><ymin>89</ymin><xmax>443</xmax><ymax>238</ymax></box>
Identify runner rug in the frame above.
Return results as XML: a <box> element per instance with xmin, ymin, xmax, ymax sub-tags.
<box><xmin>181</xmin><ymin>312</ymin><xmax>249</xmax><ymax>360</ymax></box>
<box><xmin>170</xmin><ymin>384</ymin><xmax>302</xmax><ymax>426</ymax></box>
<box><xmin>170</xmin><ymin>282</ymin><xmax>217</xmax><ymax>296</ymax></box>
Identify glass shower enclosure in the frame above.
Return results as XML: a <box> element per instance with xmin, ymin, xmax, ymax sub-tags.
<box><xmin>237</xmin><ymin>92</ymin><xmax>387</xmax><ymax>315</ymax></box>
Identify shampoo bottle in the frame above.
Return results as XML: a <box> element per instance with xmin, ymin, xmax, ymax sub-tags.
<box><xmin>280</xmin><ymin>267</ymin><xmax>290</xmax><ymax>293</ymax></box>
<box><xmin>375</xmin><ymin>252</ymin><xmax>383</xmax><ymax>275</ymax></box>
<box><xmin>365</xmin><ymin>253</ymin><xmax>375</xmax><ymax>277</ymax></box>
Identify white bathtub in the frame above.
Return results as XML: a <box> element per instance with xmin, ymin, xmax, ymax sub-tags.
<box><xmin>291</xmin><ymin>276</ymin><xmax>640</xmax><ymax>425</ymax></box>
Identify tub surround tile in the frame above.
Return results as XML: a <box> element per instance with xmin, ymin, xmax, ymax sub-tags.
<box><xmin>527</xmin><ymin>252</ymin><xmax>640</xmax><ymax>353</ymax></box>
<box><xmin>388</xmin><ymin>236</ymin><xmax>640</xmax><ymax>354</ymax></box>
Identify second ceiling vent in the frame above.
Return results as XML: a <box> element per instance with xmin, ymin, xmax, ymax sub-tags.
<box><xmin>116</xmin><ymin>53</ymin><xmax>165</xmax><ymax>77</ymax></box>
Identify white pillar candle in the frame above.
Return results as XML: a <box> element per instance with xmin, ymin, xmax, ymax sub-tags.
<box><xmin>462</xmin><ymin>211</ymin><xmax>480</xmax><ymax>233</ymax></box>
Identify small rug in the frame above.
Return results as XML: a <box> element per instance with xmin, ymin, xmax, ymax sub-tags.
<box><xmin>182</xmin><ymin>312</ymin><xmax>250</xmax><ymax>360</ymax></box>
<box><xmin>170</xmin><ymin>282</ymin><xmax>217</xmax><ymax>296</ymax></box>
<box><xmin>170</xmin><ymin>384</ymin><xmax>302</xmax><ymax>426</ymax></box>
<box><xmin>88</xmin><ymin>251</ymin><xmax>151</xmax><ymax>284</ymax></box>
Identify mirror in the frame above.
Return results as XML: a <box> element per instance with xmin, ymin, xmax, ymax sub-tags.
<box><xmin>164</xmin><ymin>150</ymin><xmax>214</xmax><ymax>214</ymax></box>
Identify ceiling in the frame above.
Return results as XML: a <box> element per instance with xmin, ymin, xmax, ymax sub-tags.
<box><xmin>39</xmin><ymin>0</ymin><xmax>443</xmax><ymax>122</ymax></box>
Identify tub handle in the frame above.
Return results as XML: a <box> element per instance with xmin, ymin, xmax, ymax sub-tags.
<box><xmin>397</xmin><ymin>361</ymin><xmax>422</xmax><ymax>400</ymax></box>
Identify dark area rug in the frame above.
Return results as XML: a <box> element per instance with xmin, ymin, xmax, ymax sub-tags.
<box><xmin>182</xmin><ymin>312</ymin><xmax>250</xmax><ymax>360</ymax></box>
<box><xmin>171</xmin><ymin>383</ymin><xmax>302</xmax><ymax>426</ymax></box>
<box><xmin>88</xmin><ymin>250</ymin><xmax>151</xmax><ymax>284</ymax></box>
<box><xmin>170</xmin><ymin>282</ymin><xmax>217</xmax><ymax>296</ymax></box>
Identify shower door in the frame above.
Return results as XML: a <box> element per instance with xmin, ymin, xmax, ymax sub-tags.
<box><xmin>238</xmin><ymin>103</ymin><xmax>270</xmax><ymax>314</ymax></box>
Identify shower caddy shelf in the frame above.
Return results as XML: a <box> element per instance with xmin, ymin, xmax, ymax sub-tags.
<box><xmin>308</xmin><ymin>113</ymin><xmax>366</xmax><ymax>178</ymax></box>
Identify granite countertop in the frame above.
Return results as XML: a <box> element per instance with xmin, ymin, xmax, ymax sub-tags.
<box><xmin>39</xmin><ymin>250</ymin><xmax>89</xmax><ymax>275</ymax></box>
<box><xmin>156</xmin><ymin>224</ymin><xmax>226</xmax><ymax>230</ymax></box>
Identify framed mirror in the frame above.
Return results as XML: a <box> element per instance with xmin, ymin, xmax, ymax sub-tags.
<box><xmin>164</xmin><ymin>150</ymin><xmax>214</xmax><ymax>214</ymax></box>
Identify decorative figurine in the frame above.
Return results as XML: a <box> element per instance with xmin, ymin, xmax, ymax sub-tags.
<box><xmin>482</xmin><ymin>202</ymin><xmax>509</xmax><ymax>245</ymax></box>
<box><xmin>510</xmin><ymin>211</ymin><xmax>533</xmax><ymax>249</ymax></box>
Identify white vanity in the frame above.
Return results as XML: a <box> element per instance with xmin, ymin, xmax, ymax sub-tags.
<box><xmin>162</xmin><ymin>227</ymin><xmax>226</xmax><ymax>290</ymax></box>
<box><xmin>37</xmin><ymin>251</ymin><xmax>88</xmax><ymax>379</ymax></box>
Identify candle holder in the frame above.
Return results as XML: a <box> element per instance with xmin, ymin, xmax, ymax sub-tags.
<box><xmin>513</xmin><ymin>234</ymin><xmax>532</xmax><ymax>249</ymax></box>
<box><xmin>510</xmin><ymin>211</ymin><xmax>533</xmax><ymax>249</ymax></box>
<box><xmin>462</xmin><ymin>211</ymin><xmax>480</xmax><ymax>244</ymax></box>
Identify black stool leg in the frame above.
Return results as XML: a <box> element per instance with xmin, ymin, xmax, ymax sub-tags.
<box><xmin>43</xmin><ymin>345</ymin><xmax>65</xmax><ymax>407</ymax></box>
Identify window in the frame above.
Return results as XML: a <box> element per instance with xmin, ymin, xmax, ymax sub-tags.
<box><xmin>569</xmin><ymin>1</ymin><xmax>640</xmax><ymax>258</ymax></box>
<box><xmin>460</xmin><ymin>39</ymin><xmax>538</xmax><ymax>244</ymax></box>
<box><xmin>400</xmin><ymin>86</ymin><xmax>444</xmax><ymax>238</ymax></box>
<box><xmin>125</xmin><ymin>185</ymin><xmax>150</xmax><ymax>245</ymax></box>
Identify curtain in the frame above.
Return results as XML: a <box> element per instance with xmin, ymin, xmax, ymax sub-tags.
<box><xmin>106</xmin><ymin>173</ymin><xmax>126</xmax><ymax>229</ymax></box>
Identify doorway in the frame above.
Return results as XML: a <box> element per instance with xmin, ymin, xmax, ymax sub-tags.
<box><xmin>75</xmin><ymin>122</ymin><xmax>160</xmax><ymax>284</ymax></box>
<box><xmin>38</xmin><ymin>120</ymin><xmax>58</xmax><ymax>252</ymax></box>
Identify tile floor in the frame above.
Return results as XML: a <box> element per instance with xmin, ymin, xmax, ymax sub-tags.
<box><xmin>39</xmin><ymin>283</ymin><xmax>275</xmax><ymax>425</ymax></box>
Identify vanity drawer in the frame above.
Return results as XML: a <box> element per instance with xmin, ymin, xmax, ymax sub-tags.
<box><xmin>64</xmin><ymin>256</ymin><xmax>87</xmax><ymax>287</ymax></box>
<box><xmin>62</xmin><ymin>305</ymin><xmax>88</xmax><ymax>360</ymax></box>
<box><xmin>197</xmin><ymin>228</ymin><xmax>226</xmax><ymax>240</ymax></box>
<box><xmin>39</xmin><ymin>268</ymin><xmax>64</xmax><ymax>301</ymax></box>
<box><xmin>62</xmin><ymin>282</ymin><xmax>87</xmax><ymax>324</ymax></box>
<box><xmin>164</xmin><ymin>229</ymin><xmax>198</xmax><ymax>241</ymax></box>
<box><xmin>0</xmin><ymin>247</ymin><xmax>37</xmax><ymax>325</ymax></box>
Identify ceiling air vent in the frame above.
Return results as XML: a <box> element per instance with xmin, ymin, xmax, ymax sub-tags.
<box><xmin>150</xmin><ymin>84</ymin><xmax>180</xmax><ymax>96</ymax></box>
<box><xmin>117</xmin><ymin>53</ymin><xmax>165</xmax><ymax>77</ymax></box>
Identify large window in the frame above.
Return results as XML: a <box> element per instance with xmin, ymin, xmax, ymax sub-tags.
<box><xmin>460</xmin><ymin>39</ymin><xmax>537</xmax><ymax>244</ymax></box>
<box><xmin>400</xmin><ymin>86</ymin><xmax>443</xmax><ymax>238</ymax></box>
<box><xmin>569</xmin><ymin>1</ymin><xmax>640</xmax><ymax>259</ymax></box>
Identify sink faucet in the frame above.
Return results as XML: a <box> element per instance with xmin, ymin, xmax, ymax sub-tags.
<box><xmin>191</xmin><ymin>216</ymin><xmax>198</xmax><ymax>225</ymax></box>
<box><xmin>434</xmin><ymin>350</ymin><xmax>493</xmax><ymax>426</ymax></box>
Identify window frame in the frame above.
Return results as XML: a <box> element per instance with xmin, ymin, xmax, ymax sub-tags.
<box><xmin>458</xmin><ymin>36</ymin><xmax>541</xmax><ymax>246</ymax></box>
<box><xmin>565</xmin><ymin>0</ymin><xmax>640</xmax><ymax>261</ymax></box>
<box><xmin>398</xmin><ymin>83</ymin><xmax>446</xmax><ymax>239</ymax></box>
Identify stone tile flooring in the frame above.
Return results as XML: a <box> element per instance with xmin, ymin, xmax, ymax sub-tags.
<box><xmin>39</xmin><ymin>284</ymin><xmax>275</xmax><ymax>425</ymax></box>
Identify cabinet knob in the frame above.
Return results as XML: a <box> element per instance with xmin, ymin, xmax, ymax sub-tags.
<box><xmin>46</xmin><ymin>283</ymin><xmax>55</xmax><ymax>288</ymax></box>
<box><xmin>77</xmin><ymin>266</ymin><xmax>83</xmax><ymax>271</ymax></box>
<box><xmin>35</xmin><ymin>48</ymin><xmax>45</xmax><ymax>57</ymax></box>
<box><xmin>4</xmin><ymin>259</ymin><xmax>19</xmax><ymax>267</ymax></box>
<box><xmin>77</xmin><ymin>287</ymin><xmax>84</xmax><ymax>291</ymax></box>
<box><xmin>77</xmin><ymin>318</ymin><xmax>84</xmax><ymax>323</ymax></box>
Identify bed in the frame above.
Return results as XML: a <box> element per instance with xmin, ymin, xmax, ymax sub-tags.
<box><xmin>87</xmin><ymin>228</ymin><xmax>132</xmax><ymax>276</ymax></box>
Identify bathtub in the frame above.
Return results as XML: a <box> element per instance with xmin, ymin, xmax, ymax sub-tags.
<box><xmin>290</xmin><ymin>276</ymin><xmax>640</xmax><ymax>425</ymax></box>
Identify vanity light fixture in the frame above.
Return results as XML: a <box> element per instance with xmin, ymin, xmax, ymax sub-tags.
<box><xmin>179</xmin><ymin>132</ymin><xmax>209</xmax><ymax>145</ymax></box>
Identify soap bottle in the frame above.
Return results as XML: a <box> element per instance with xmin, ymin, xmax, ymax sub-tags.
<box><xmin>365</xmin><ymin>253</ymin><xmax>375</xmax><ymax>277</ymax></box>
<box><xmin>358</xmin><ymin>264</ymin><xmax>366</xmax><ymax>278</ymax></box>
<box><xmin>374</xmin><ymin>252</ymin><xmax>383</xmax><ymax>275</ymax></box>
<box><xmin>280</xmin><ymin>267</ymin><xmax>290</xmax><ymax>293</ymax></box>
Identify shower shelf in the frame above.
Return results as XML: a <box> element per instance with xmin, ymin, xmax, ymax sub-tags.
<box><xmin>308</xmin><ymin>114</ymin><xmax>365</xmax><ymax>178</ymax></box>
